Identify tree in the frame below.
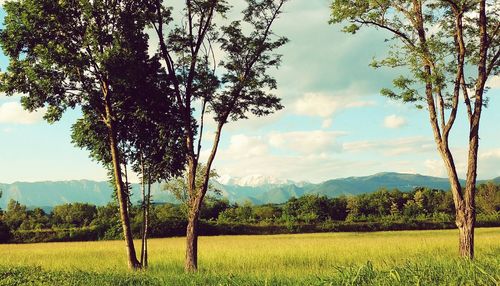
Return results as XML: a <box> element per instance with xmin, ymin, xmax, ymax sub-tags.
<box><xmin>253</xmin><ymin>204</ymin><xmax>281</xmax><ymax>222</ymax></box>
<box><xmin>476</xmin><ymin>182</ymin><xmax>500</xmax><ymax>215</ymax></box>
<box><xmin>52</xmin><ymin>203</ymin><xmax>97</xmax><ymax>228</ymax></box>
<box><xmin>0</xmin><ymin>191</ymin><xmax>10</xmax><ymax>243</ymax></box>
<box><xmin>3</xmin><ymin>200</ymin><xmax>28</xmax><ymax>230</ymax></box>
<box><xmin>150</xmin><ymin>0</ymin><xmax>289</xmax><ymax>271</ymax></box>
<box><xmin>71</xmin><ymin>54</ymin><xmax>185</xmax><ymax>269</ymax></box>
<box><xmin>330</xmin><ymin>0</ymin><xmax>499</xmax><ymax>259</ymax></box>
<box><xmin>0</xmin><ymin>0</ymin><xmax>159</xmax><ymax>269</ymax></box>
<box><xmin>92</xmin><ymin>203</ymin><xmax>122</xmax><ymax>240</ymax></box>
<box><xmin>281</xmin><ymin>194</ymin><xmax>331</xmax><ymax>223</ymax></box>
<box><xmin>329</xmin><ymin>196</ymin><xmax>348</xmax><ymax>221</ymax></box>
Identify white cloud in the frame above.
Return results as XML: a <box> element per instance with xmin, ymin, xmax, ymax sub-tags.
<box><xmin>384</xmin><ymin>114</ymin><xmax>407</xmax><ymax>129</ymax></box>
<box><xmin>422</xmin><ymin>147</ymin><xmax>500</xmax><ymax>180</ymax></box>
<box><xmin>321</xmin><ymin>118</ymin><xmax>333</xmax><ymax>129</ymax></box>
<box><xmin>343</xmin><ymin>136</ymin><xmax>434</xmax><ymax>156</ymax></box>
<box><xmin>293</xmin><ymin>92</ymin><xmax>375</xmax><ymax>118</ymax></box>
<box><xmin>478</xmin><ymin>149</ymin><xmax>500</xmax><ymax>179</ymax></box>
<box><xmin>224</xmin><ymin>108</ymin><xmax>286</xmax><ymax>131</ymax></box>
<box><xmin>268</xmin><ymin>130</ymin><xmax>345</xmax><ymax>155</ymax></box>
<box><xmin>0</xmin><ymin>101</ymin><xmax>45</xmax><ymax>125</ymax></box>
<box><xmin>207</xmin><ymin>130</ymin><xmax>346</xmax><ymax>161</ymax></box>
<box><xmin>424</xmin><ymin>159</ymin><xmax>447</xmax><ymax>178</ymax></box>
<box><xmin>214</xmin><ymin>152</ymin><xmax>382</xmax><ymax>183</ymax></box>
<box><xmin>487</xmin><ymin>76</ymin><xmax>500</xmax><ymax>89</ymax></box>
<box><xmin>226</xmin><ymin>134</ymin><xmax>269</xmax><ymax>159</ymax></box>
<box><xmin>480</xmin><ymin>148</ymin><xmax>500</xmax><ymax>159</ymax></box>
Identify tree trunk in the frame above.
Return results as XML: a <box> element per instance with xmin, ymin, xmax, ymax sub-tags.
<box><xmin>184</xmin><ymin>123</ymin><xmax>223</xmax><ymax>272</ymax></box>
<box><xmin>457</xmin><ymin>206</ymin><xmax>475</xmax><ymax>259</ymax></box>
<box><xmin>185</xmin><ymin>201</ymin><xmax>200</xmax><ymax>272</ymax></box>
<box><xmin>457</xmin><ymin>108</ymin><xmax>480</xmax><ymax>260</ymax></box>
<box><xmin>104</xmin><ymin>98</ymin><xmax>140</xmax><ymax>270</ymax></box>
<box><xmin>140</xmin><ymin>155</ymin><xmax>146</xmax><ymax>267</ymax></box>
<box><xmin>143</xmin><ymin>178</ymin><xmax>151</xmax><ymax>268</ymax></box>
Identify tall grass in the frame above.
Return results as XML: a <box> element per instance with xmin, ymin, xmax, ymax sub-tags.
<box><xmin>1</xmin><ymin>228</ymin><xmax>499</xmax><ymax>285</ymax></box>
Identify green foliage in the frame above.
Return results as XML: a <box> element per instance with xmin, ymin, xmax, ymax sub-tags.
<box><xmin>0</xmin><ymin>0</ymin><xmax>153</xmax><ymax>119</ymax></box>
<box><xmin>11</xmin><ymin>227</ymin><xmax>101</xmax><ymax>243</ymax></box>
<box><xmin>52</xmin><ymin>203</ymin><xmax>97</xmax><ymax>228</ymax></box>
<box><xmin>476</xmin><ymin>182</ymin><xmax>500</xmax><ymax>215</ymax></box>
<box><xmin>283</xmin><ymin>195</ymin><xmax>331</xmax><ymax>223</ymax></box>
<box><xmin>253</xmin><ymin>204</ymin><xmax>281</xmax><ymax>222</ymax></box>
<box><xmin>0</xmin><ymin>0</ymin><xmax>185</xmax><ymax>195</ymax></box>
<box><xmin>201</xmin><ymin>197</ymin><xmax>230</xmax><ymax>221</ymax></box>
<box><xmin>164</xmin><ymin>164</ymin><xmax>221</xmax><ymax>209</ymax></box>
<box><xmin>91</xmin><ymin>203</ymin><xmax>122</xmax><ymax>240</ymax></box>
<box><xmin>156</xmin><ymin>0</ymin><xmax>289</xmax><ymax>125</ymax></box>
<box><xmin>2</xmin><ymin>200</ymin><xmax>28</xmax><ymax>230</ymax></box>
<box><xmin>330</xmin><ymin>0</ymin><xmax>500</xmax><ymax>106</ymax></box>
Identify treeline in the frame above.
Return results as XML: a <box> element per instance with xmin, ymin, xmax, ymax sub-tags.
<box><xmin>1</xmin><ymin>182</ymin><xmax>498</xmax><ymax>243</ymax></box>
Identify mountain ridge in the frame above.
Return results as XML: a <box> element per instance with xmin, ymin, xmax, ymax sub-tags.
<box><xmin>1</xmin><ymin>172</ymin><xmax>498</xmax><ymax>208</ymax></box>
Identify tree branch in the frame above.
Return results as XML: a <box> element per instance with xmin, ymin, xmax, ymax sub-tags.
<box><xmin>353</xmin><ymin>18</ymin><xmax>416</xmax><ymax>49</ymax></box>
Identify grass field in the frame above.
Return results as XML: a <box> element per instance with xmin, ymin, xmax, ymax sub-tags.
<box><xmin>1</xmin><ymin>228</ymin><xmax>499</xmax><ymax>285</ymax></box>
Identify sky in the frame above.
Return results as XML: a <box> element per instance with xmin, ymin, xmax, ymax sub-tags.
<box><xmin>0</xmin><ymin>1</ymin><xmax>499</xmax><ymax>184</ymax></box>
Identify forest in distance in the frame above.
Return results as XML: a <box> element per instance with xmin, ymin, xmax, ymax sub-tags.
<box><xmin>1</xmin><ymin>182</ymin><xmax>498</xmax><ymax>244</ymax></box>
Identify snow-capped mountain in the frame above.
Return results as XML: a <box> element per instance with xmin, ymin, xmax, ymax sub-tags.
<box><xmin>217</xmin><ymin>174</ymin><xmax>296</xmax><ymax>187</ymax></box>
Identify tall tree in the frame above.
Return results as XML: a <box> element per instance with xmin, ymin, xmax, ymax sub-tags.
<box><xmin>150</xmin><ymin>0</ymin><xmax>289</xmax><ymax>271</ymax></box>
<box><xmin>70</xmin><ymin>48</ymin><xmax>185</xmax><ymax>269</ymax></box>
<box><xmin>330</xmin><ymin>0</ymin><xmax>499</xmax><ymax>259</ymax></box>
<box><xmin>0</xmin><ymin>0</ymin><xmax>161</xmax><ymax>269</ymax></box>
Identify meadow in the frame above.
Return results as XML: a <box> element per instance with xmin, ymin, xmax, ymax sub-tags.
<box><xmin>0</xmin><ymin>228</ymin><xmax>499</xmax><ymax>285</ymax></box>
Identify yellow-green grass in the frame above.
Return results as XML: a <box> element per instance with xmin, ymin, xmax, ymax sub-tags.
<box><xmin>1</xmin><ymin>228</ymin><xmax>499</xmax><ymax>285</ymax></box>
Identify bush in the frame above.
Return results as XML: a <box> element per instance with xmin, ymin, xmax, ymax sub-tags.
<box><xmin>11</xmin><ymin>227</ymin><xmax>100</xmax><ymax>243</ymax></box>
<box><xmin>0</xmin><ymin>220</ymin><xmax>11</xmax><ymax>243</ymax></box>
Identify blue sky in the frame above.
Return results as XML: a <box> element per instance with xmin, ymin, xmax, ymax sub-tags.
<box><xmin>0</xmin><ymin>1</ymin><xmax>499</xmax><ymax>183</ymax></box>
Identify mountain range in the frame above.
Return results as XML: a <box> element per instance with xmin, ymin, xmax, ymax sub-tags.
<box><xmin>1</xmin><ymin>172</ymin><xmax>499</xmax><ymax>209</ymax></box>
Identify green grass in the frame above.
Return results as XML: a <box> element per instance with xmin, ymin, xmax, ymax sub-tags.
<box><xmin>1</xmin><ymin>228</ymin><xmax>499</xmax><ymax>285</ymax></box>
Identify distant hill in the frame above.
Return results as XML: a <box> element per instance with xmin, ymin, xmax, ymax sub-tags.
<box><xmin>304</xmin><ymin>172</ymin><xmax>460</xmax><ymax>197</ymax></box>
<box><xmin>216</xmin><ymin>172</ymin><xmax>462</xmax><ymax>204</ymax></box>
<box><xmin>0</xmin><ymin>172</ymin><xmax>498</xmax><ymax>208</ymax></box>
<box><xmin>0</xmin><ymin>181</ymin><xmax>177</xmax><ymax>210</ymax></box>
<box><xmin>492</xmin><ymin>177</ymin><xmax>500</xmax><ymax>184</ymax></box>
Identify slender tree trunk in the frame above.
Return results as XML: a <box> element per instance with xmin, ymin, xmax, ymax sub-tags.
<box><xmin>185</xmin><ymin>204</ymin><xmax>200</xmax><ymax>272</ymax></box>
<box><xmin>184</xmin><ymin>151</ymin><xmax>198</xmax><ymax>271</ymax></box>
<box><xmin>185</xmin><ymin>157</ymin><xmax>201</xmax><ymax>272</ymax></box>
<box><xmin>107</xmin><ymin>128</ymin><xmax>140</xmax><ymax>269</ymax></box>
<box><xmin>455</xmin><ymin>0</ymin><xmax>486</xmax><ymax>260</ymax></box>
<box><xmin>104</xmin><ymin>95</ymin><xmax>140</xmax><ymax>270</ymax></box>
<box><xmin>436</xmin><ymin>145</ymin><xmax>475</xmax><ymax>259</ymax></box>
<box><xmin>454</xmin><ymin>121</ymin><xmax>479</xmax><ymax>260</ymax></box>
<box><xmin>140</xmin><ymin>154</ymin><xmax>146</xmax><ymax>266</ymax></box>
<box><xmin>123</xmin><ymin>160</ymin><xmax>130</xmax><ymax>214</ymax></box>
<box><xmin>143</xmin><ymin>176</ymin><xmax>151</xmax><ymax>268</ymax></box>
<box><xmin>185</xmin><ymin>124</ymin><xmax>223</xmax><ymax>272</ymax></box>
